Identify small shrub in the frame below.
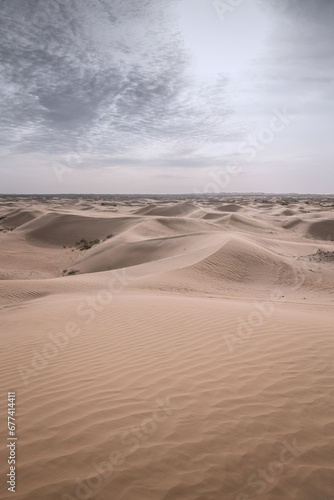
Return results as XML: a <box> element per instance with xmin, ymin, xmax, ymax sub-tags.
<box><xmin>76</xmin><ymin>238</ymin><xmax>100</xmax><ymax>251</ymax></box>
<box><xmin>307</xmin><ymin>249</ymin><xmax>334</xmax><ymax>262</ymax></box>
<box><xmin>67</xmin><ymin>269</ymin><xmax>79</xmax><ymax>275</ymax></box>
<box><xmin>76</xmin><ymin>238</ymin><xmax>87</xmax><ymax>246</ymax></box>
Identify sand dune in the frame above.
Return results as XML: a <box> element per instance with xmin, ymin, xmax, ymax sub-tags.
<box><xmin>127</xmin><ymin>216</ymin><xmax>221</xmax><ymax>240</ymax></box>
<box><xmin>216</xmin><ymin>203</ymin><xmax>243</xmax><ymax>212</ymax></box>
<box><xmin>213</xmin><ymin>213</ymin><xmax>273</xmax><ymax>233</ymax></box>
<box><xmin>0</xmin><ymin>194</ymin><xmax>333</xmax><ymax>500</ymax></box>
<box><xmin>281</xmin><ymin>208</ymin><xmax>297</xmax><ymax>216</ymax></box>
<box><xmin>201</xmin><ymin>212</ymin><xmax>226</xmax><ymax>220</ymax></box>
<box><xmin>280</xmin><ymin>217</ymin><xmax>334</xmax><ymax>241</ymax></box>
<box><xmin>281</xmin><ymin>217</ymin><xmax>305</xmax><ymax>230</ymax></box>
<box><xmin>76</xmin><ymin>232</ymin><xmax>224</xmax><ymax>274</ymax></box>
<box><xmin>130</xmin><ymin>234</ymin><xmax>333</xmax><ymax>299</ymax></box>
<box><xmin>19</xmin><ymin>213</ymin><xmax>143</xmax><ymax>247</ymax></box>
<box><xmin>1</xmin><ymin>208</ymin><xmax>44</xmax><ymax>228</ymax></box>
<box><xmin>308</xmin><ymin>218</ymin><xmax>334</xmax><ymax>240</ymax></box>
<box><xmin>133</xmin><ymin>201</ymin><xmax>199</xmax><ymax>217</ymax></box>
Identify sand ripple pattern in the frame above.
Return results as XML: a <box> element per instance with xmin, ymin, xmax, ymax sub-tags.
<box><xmin>0</xmin><ymin>295</ymin><xmax>333</xmax><ymax>500</ymax></box>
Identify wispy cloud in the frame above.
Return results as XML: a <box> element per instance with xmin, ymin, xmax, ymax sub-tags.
<box><xmin>0</xmin><ymin>0</ymin><xmax>333</xmax><ymax>193</ymax></box>
<box><xmin>0</xmin><ymin>0</ymin><xmax>233</xmax><ymax>166</ymax></box>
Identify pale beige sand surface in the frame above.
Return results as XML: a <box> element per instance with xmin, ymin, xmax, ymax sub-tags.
<box><xmin>0</xmin><ymin>195</ymin><xmax>333</xmax><ymax>499</ymax></box>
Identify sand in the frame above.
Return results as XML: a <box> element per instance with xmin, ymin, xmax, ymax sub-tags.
<box><xmin>0</xmin><ymin>194</ymin><xmax>333</xmax><ymax>500</ymax></box>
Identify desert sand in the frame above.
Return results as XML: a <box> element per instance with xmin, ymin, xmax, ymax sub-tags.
<box><xmin>0</xmin><ymin>194</ymin><xmax>333</xmax><ymax>500</ymax></box>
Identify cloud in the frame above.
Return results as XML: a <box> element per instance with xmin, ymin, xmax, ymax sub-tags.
<box><xmin>0</xmin><ymin>0</ymin><xmax>333</xmax><ymax>193</ymax></box>
<box><xmin>0</xmin><ymin>0</ymin><xmax>234</xmax><ymax>168</ymax></box>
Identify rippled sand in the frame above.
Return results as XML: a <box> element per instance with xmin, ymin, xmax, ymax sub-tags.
<box><xmin>0</xmin><ymin>195</ymin><xmax>333</xmax><ymax>499</ymax></box>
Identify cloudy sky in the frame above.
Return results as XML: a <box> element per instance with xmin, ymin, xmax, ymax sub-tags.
<box><xmin>0</xmin><ymin>0</ymin><xmax>333</xmax><ymax>194</ymax></box>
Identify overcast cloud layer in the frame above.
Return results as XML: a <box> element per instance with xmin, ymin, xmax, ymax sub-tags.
<box><xmin>0</xmin><ymin>0</ymin><xmax>333</xmax><ymax>193</ymax></box>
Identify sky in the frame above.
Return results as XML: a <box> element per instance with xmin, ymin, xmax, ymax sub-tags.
<box><xmin>0</xmin><ymin>0</ymin><xmax>333</xmax><ymax>194</ymax></box>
